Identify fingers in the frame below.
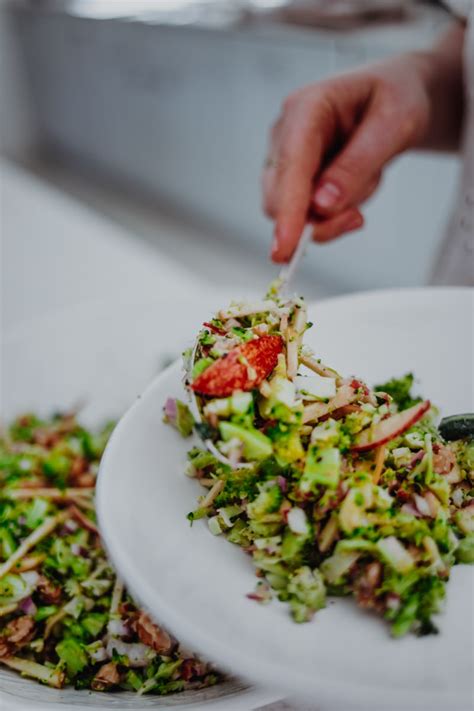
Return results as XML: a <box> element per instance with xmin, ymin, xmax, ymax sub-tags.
<box><xmin>262</xmin><ymin>116</ymin><xmax>284</xmax><ymax>220</ymax></box>
<box><xmin>357</xmin><ymin>172</ymin><xmax>382</xmax><ymax>204</ymax></box>
<box><xmin>263</xmin><ymin>73</ymin><xmax>406</xmax><ymax>260</ymax></box>
<box><xmin>264</xmin><ymin>93</ymin><xmax>335</xmax><ymax>263</ymax></box>
<box><xmin>270</xmin><ymin>140</ymin><xmax>320</xmax><ymax>263</ymax></box>
<box><xmin>269</xmin><ymin>167</ymin><xmax>379</xmax><ymax>256</ymax></box>
<box><xmin>268</xmin><ymin>138</ymin><xmax>324</xmax><ymax>263</ymax></box>
<box><xmin>312</xmin><ymin>93</ymin><xmax>414</xmax><ymax>216</ymax></box>
<box><xmin>311</xmin><ymin>207</ymin><xmax>364</xmax><ymax>244</ymax></box>
<box><xmin>309</xmin><ymin>172</ymin><xmax>379</xmax><ymax>244</ymax></box>
<box><xmin>268</xmin><ymin>163</ymin><xmax>378</xmax><ymax>260</ymax></box>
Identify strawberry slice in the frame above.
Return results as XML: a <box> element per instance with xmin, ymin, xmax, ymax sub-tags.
<box><xmin>191</xmin><ymin>335</ymin><xmax>283</xmax><ymax>397</ymax></box>
<box><xmin>351</xmin><ymin>400</ymin><xmax>430</xmax><ymax>452</ymax></box>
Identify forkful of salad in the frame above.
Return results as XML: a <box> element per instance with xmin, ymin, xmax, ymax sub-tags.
<box><xmin>185</xmin><ymin>226</ymin><xmax>315</xmax><ymax>467</ymax></box>
<box><xmin>163</xmin><ymin>226</ymin><xmax>430</xmax><ymax>471</ymax></box>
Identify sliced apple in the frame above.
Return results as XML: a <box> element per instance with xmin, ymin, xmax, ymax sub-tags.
<box><xmin>351</xmin><ymin>400</ymin><xmax>431</xmax><ymax>453</ymax></box>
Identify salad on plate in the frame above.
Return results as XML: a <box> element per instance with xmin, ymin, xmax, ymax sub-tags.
<box><xmin>0</xmin><ymin>414</ymin><xmax>220</xmax><ymax>693</ymax></box>
<box><xmin>165</xmin><ymin>287</ymin><xmax>474</xmax><ymax>636</ymax></box>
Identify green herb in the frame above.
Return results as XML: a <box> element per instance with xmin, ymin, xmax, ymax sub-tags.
<box><xmin>375</xmin><ymin>373</ymin><xmax>421</xmax><ymax>411</ymax></box>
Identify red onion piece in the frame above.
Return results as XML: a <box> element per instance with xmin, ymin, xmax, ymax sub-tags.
<box><xmin>20</xmin><ymin>597</ymin><xmax>37</xmax><ymax>616</ymax></box>
<box><xmin>163</xmin><ymin>398</ymin><xmax>177</xmax><ymax>423</ymax></box>
<box><xmin>408</xmin><ymin>451</ymin><xmax>425</xmax><ymax>470</ymax></box>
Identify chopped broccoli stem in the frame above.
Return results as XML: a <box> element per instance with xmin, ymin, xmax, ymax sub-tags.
<box><xmin>1</xmin><ymin>656</ymin><xmax>66</xmax><ymax>688</ymax></box>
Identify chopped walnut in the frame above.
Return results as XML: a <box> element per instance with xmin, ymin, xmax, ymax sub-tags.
<box><xmin>70</xmin><ymin>456</ymin><xmax>88</xmax><ymax>477</ymax></box>
<box><xmin>5</xmin><ymin>615</ymin><xmax>36</xmax><ymax>645</ymax></box>
<box><xmin>0</xmin><ymin>639</ymin><xmax>12</xmax><ymax>659</ymax></box>
<box><xmin>70</xmin><ymin>457</ymin><xmax>95</xmax><ymax>487</ymax></box>
<box><xmin>17</xmin><ymin>477</ymin><xmax>48</xmax><ymax>489</ymax></box>
<box><xmin>91</xmin><ymin>662</ymin><xmax>121</xmax><ymax>691</ymax></box>
<box><xmin>181</xmin><ymin>658</ymin><xmax>208</xmax><ymax>681</ymax></box>
<box><xmin>33</xmin><ymin>429</ymin><xmax>60</xmax><ymax>448</ymax></box>
<box><xmin>37</xmin><ymin>575</ymin><xmax>62</xmax><ymax>605</ymax></box>
<box><xmin>433</xmin><ymin>443</ymin><xmax>456</xmax><ymax>475</ymax></box>
<box><xmin>77</xmin><ymin>472</ymin><xmax>96</xmax><ymax>488</ymax></box>
<box><xmin>354</xmin><ymin>561</ymin><xmax>382</xmax><ymax>610</ymax></box>
<box><xmin>134</xmin><ymin>613</ymin><xmax>177</xmax><ymax>655</ymax></box>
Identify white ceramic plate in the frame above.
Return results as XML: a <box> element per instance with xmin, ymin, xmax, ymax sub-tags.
<box><xmin>97</xmin><ymin>288</ymin><xmax>474</xmax><ymax>710</ymax></box>
<box><xmin>0</xmin><ymin>299</ymin><xmax>279</xmax><ymax>711</ymax></box>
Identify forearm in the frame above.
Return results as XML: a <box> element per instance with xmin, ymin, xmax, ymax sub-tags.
<box><xmin>413</xmin><ymin>23</ymin><xmax>465</xmax><ymax>151</ymax></box>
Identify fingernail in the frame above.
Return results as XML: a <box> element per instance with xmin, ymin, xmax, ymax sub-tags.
<box><xmin>271</xmin><ymin>227</ymin><xmax>284</xmax><ymax>262</ymax></box>
<box><xmin>313</xmin><ymin>182</ymin><xmax>341</xmax><ymax>210</ymax></box>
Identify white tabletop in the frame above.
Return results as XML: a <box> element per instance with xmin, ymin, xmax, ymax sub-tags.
<box><xmin>1</xmin><ymin>158</ymin><xmax>217</xmax><ymax>331</ymax></box>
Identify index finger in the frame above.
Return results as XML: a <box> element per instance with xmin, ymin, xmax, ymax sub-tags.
<box><xmin>270</xmin><ymin>105</ymin><xmax>327</xmax><ymax>263</ymax></box>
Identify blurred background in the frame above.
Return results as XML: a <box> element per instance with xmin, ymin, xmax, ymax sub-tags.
<box><xmin>0</xmin><ymin>0</ymin><xmax>462</xmax><ymax>334</ymax></box>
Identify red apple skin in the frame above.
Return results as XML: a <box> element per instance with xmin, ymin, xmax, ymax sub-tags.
<box><xmin>351</xmin><ymin>400</ymin><xmax>431</xmax><ymax>453</ymax></box>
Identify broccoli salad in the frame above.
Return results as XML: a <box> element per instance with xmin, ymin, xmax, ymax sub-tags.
<box><xmin>165</xmin><ymin>290</ymin><xmax>474</xmax><ymax>637</ymax></box>
<box><xmin>0</xmin><ymin>414</ymin><xmax>219</xmax><ymax>693</ymax></box>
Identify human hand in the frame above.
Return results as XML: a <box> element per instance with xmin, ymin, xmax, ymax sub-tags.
<box><xmin>262</xmin><ymin>53</ymin><xmax>434</xmax><ymax>262</ymax></box>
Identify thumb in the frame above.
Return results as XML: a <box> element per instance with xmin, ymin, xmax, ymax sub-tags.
<box><xmin>312</xmin><ymin>100</ymin><xmax>413</xmax><ymax>215</ymax></box>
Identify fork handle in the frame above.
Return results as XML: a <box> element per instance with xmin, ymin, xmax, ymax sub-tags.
<box><xmin>277</xmin><ymin>225</ymin><xmax>313</xmax><ymax>294</ymax></box>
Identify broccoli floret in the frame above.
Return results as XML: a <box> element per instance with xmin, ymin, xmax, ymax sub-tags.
<box><xmin>247</xmin><ymin>483</ymin><xmax>283</xmax><ymax>519</ymax></box>
<box><xmin>231</xmin><ymin>327</ymin><xmax>254</xmax><ymax>342</ymax></box>
<box><xmin>214</xmin><ymin>468</ymin><xmax>261</xmax><ymax>507</ymax></box>
<box><xmin>375</xmin><ymin>373</ymin><xmax>421</xmax><ymax>411</ymax></box>
<box><xmin>81</xmin><ymin>612</ymin><xmax>107</xmax><ymax>638</ymax></box>
<box><xmin>455</xmin><ymin>534</ymin><xmax>474</xmax><ymax>564</ymax></box>
<box><xmin>272</xmin><ymin>428</ymin><xmax>305</xmax><ymax>465</ymax></box>
<box><xmin>198</xmin><ymin>330</ymin><xmax>216</xmax><ymax>346</ymax></box>
<box><xmin>226</xmin><ymin>519</ymin><xmax>254</xmax><ymax>546</ymax></box>
<box><xmin>454</xmin><ymin>438</ymin><xmax>474</xmax><ymax>474</ymax></box>
<box><xmin>389</xmin><ymin>575</ymin><xmax>445</xmax><ymax>638</ymax></box>
<box><xmin>55</xmin><ymin>637</ymin><xmax>88</xmax><ymax>678</ymax></box>
<box><xmin>8</xmin><ymin>414</ymin><xmax>44</xmax><ymax>443</ymax></box>
<box><xmin>187</xmin><ymin>447</ymin><xmax>228</xmax><ymax>473</ymax></box>
<box><xmin>286</xmin><ymin>566</ymin><xmax>326</xmax><ymax>622</ymax></box>
<box><xmin>281</xmin><ymin>530</ymin><xmax>307</xmax><ymax>563</ymax></box>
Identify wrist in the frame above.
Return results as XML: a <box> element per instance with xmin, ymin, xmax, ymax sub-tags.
<box><xmin>407</xmin><ymin>50</ymin><xmax>440</xmax><ymax>97</ymax></box>
<box><xmin>406</xmin><ymin>25</ymin><xmax>465</xmax><ymax>151</ymax></box>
